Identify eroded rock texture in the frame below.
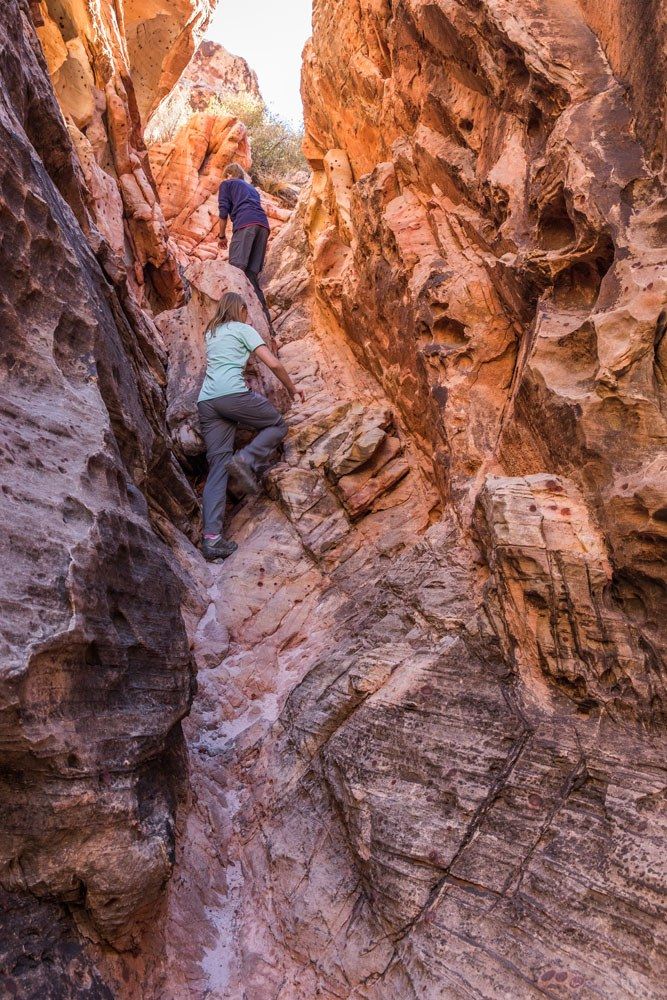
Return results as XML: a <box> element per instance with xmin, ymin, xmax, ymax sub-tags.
<box><xmin>302</xmin><ymin>0</ymin><xmax>667</xmax><ymax>702</ymax></box>
<box><xmin>89</xmin><ymin>197</ymin><xmax>445</xmax><ymax>1000</ymax></box>
<box><xmin>35</xmin><ymin>0</ymin><xmax>215</xmax><ymax>306</ymax></box>
<box><xmin>2</xmin><ymin>0</ymin><xmax>666</xmax><ymax>998</ymax></box>
<box><xmin>0</xmin><ymin>0</ymin><xmax>198</xmax><ymax>984</ymax></box>
<box><xmin>148</xmin><ymin>39</ymin><xmax>261</xmax><ymax>126</ymax></box>
<box><xmin>94</xmin><ymin>202</ymin><xmax>665</xmax><ymax>999</ymax></box>
<box><xmin>102</xmin><ymin>2</ymin><xmax>666</xmax><ymax>996</ymax></box>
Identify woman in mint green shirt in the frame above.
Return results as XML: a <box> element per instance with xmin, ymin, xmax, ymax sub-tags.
<box><xmin>197</xmin><ymin>292</ymin><xmax>303</xmax><ymax>563</ymax></box>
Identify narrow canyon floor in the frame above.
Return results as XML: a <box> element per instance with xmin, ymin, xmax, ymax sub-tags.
<box><xmin>97</xmin><ymin>231</ymin><xmax>438</xmax><ymax>997</ymax></box>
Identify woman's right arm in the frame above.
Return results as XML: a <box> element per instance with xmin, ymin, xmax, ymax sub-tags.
<box><xmin>253</xmin><ymin>345</ymin><xmax>304</xmax><ymax>403</ymax></box>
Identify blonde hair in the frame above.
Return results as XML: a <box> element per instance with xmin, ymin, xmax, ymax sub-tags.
<box><xmin>223</xmin><ymin>162</ymin><xmax>245</xmax><ymax>179</ymax></box>
<box><xmin>205</xmin><ymin>292</ymin><xmax>248</xmax><ymax>337</ymax></box>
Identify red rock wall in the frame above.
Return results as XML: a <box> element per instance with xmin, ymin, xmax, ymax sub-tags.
<box><xmin>1</xmin><ymin>1</ymin><xmax>666</xmax><ymax>997</ymax></box>
<box><xmin>98</xmin><ymin>180</ymin><xmax>667</xmax><ymax>998</ymax></box>
<box><xmin>0</xmin><ymin>1</ymin><xmax>199</xmax><ymax>988</ymax></box>
<box><xmin>302</xmin><ymin>0</ymin><xmax>667</xmax><ymax>714</ymax></box>
<box><xmin>34</xmin><ymin>0</ymin><xmax>215</xmax><ymax>308</ymax></box>
<box><xmin>0</xmin><ymin>10</ymin><xmax>295</xmax><ymax>993</ymax></box>
<box><xmin>575</xmin><ymin>0</ymin><xmax>667</xmax><ymax>166</ymax></box>
<box><xmin>163</xmin><ymin>2</ymin><xmax>667</xmax><ymax>994</ymax></box>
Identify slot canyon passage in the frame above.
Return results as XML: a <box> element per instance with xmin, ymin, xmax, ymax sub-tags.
<box><xmin>1</xmin><ymin>0</ymin><xmax>667</xmax><ymax>996</ymax></box>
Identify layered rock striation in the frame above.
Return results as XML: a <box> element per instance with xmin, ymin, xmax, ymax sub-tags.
<box><xmin>0</xmin><ymin>0</ymin><xmax>200</xmax><ymax>987</ymax></box>
<box><xmin>1</xmin><ymin>0</ymin><xmax>666</xmax><ymax>998</ymax></box>
<box><xmin>34</xmin><ymin>0</ymin><xmax>215</xmax><ymax>306</ymax></box>
<box><xmin>218</xmin><ymin>0</ymin><xmax>667</xmax><ymax>993</ymax></box>
<box><xmin>94</xmin><ymin>174</ymin><xmax>667</xmax><ymax>999</ymax></box>
<box><xmin>302</xmin><ymin>0</ymin><xmax>667</xmax><ymax>717</ymax></box>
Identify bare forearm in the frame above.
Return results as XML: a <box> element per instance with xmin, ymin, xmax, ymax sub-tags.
<box><xmin>273</xmin><ymin>362</ymin><xmax>298</xmax><ymax>396</ymax></box>
<box><xmin>254</xmin><ymin>345</ymin><xmax>303</xmax><ymax>402</ymax></box>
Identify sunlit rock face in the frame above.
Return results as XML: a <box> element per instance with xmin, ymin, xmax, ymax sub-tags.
<box><xmin>302</xmin><ymin>0</ymin><xmax>667</xmax><ymax>689</ymax></box>
<box><xmin>100</xmin><ymin>192</ymin><xmax>666</xmax><ymax>1000</ymax></box>
<box><xmin>122</xmin><ymin>0</ymin><xmax>215</xmax><ymax>120</ymax></box>
<box><xmin>152</xmin><ymin>38</ymin><xmax>262</xmax><ymax>119</ymax></box>
<box><xmin>0</xmin><ymin>0</ymin><xmax>198</xmax><ymax>985</ymax></box>
<box><xmin>575</xmin><ymin>0</ymin><xmax>667</xmax><ymax>166</ymax></box>
<box><xmin>34</xmin><ymin>0</ymin><xmax>214</xmax><ymax>307</ymax></box>
<box><xmin>171</xmin><ymin>0</ymin><xmax>667</xmax><ymax>994</ymax></box>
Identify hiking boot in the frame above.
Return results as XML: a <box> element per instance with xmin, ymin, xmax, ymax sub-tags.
<box><xmin>227</xmin><ymin>454</ymin><xmax>259</xmax><ymax>496</ymax></box>
<box><xmin>201</xmin><ymin>537</ymin><xmax>238</xmax><ymax>562</ymax></box>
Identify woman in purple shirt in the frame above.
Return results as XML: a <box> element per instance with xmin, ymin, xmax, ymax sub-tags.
<box><xmin>218</xmin><ymin>163</ymin><xmax>272</xmax><ymax>322</ymax></box>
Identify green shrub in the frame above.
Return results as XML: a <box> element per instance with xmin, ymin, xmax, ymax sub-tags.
<box><xmin>213</xmin><ymin>93</ymin><xmax>306</xmax><ymax>187</ymax></box>
<box><xmin>147</xmin><ymin>88</ymin><xmax>306</xmax><ymax>187</ymax></box>
<box><xmin>145</xmin><ymin>87</ymin><xmax>193</xmax><ymax>145</ymax></box>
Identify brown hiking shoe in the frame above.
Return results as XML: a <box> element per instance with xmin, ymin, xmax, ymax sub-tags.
<box><xmin>202</xmin><ymin>537</ymin><xmax>238</xmax><ymax>562</ymax></box>
<box><xmin>227</xmin><ymin>455</ymin><xmax>259</xmax><ymax>496</ymax></box>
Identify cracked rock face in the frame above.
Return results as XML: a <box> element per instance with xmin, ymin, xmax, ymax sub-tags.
<box><xmin>0</xmin><ymin>0</ymin><xmax>198</xmax><ymax>978</ymax></box>
<box><xmin>302</xmin><ymin>0</ymin><xmax>667</xmax><ymax>704</ymax></box>
<box><xmin>109</xmin><ymin>3</ymin><xmax>666</xmax><ymax>996</ymax></box>
<box><xmin>100</xmin><ymin>200</ymin><xmax>665</xmax><ymax>998</ymax></box>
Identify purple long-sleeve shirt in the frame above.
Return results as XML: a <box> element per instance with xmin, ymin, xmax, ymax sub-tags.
<box><xmin>218</xmin><ymin>178</ymin><xmax>269</xmax><ymax>231</ymax></box>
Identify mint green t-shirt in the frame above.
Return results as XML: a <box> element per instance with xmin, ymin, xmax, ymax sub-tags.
<box><xmin>198</xmin><ymin>321</ymin><xmax>265</xmax><ymax>402</ymax></box>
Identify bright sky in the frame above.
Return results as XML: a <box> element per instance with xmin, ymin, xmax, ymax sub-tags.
<box><xmin>205</xmin><ymin>0</ymin><xmax>312</xmax><ymax>126</ymax></box>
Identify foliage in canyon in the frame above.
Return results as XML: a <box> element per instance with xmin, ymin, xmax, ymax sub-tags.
<box><xmin>146</xmin><ymin>44</ymin><xmax>306</xmax><ymax>195</ymax></box>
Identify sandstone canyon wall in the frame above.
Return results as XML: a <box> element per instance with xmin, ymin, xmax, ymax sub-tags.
<box><xmin>147</xmin><ymin>39</ymin><xmax>261</xmax><ymax>128</ymax></box>
<box><xmin>34</xmin><ymin>0</ymin><xmax>215</xmax><ymax>307</ymax></box>
<box><xmin>0</xmin><ymin>0</ymin><xmax>206</xmax><ymax>990</ymax></box>
<box><xmin>1</xmin><ymin>1</ymin><xmax>666</xmax><ymax>998</ymax></box>
<box><xmin>0</xmin><ymin>4</ymin><xmax>290</xmax><ymax>990</ymax></box>
<box><xmin>302</xmin><ymin>0</ymin><xmax>667</xmax><ymax>706</ymax></box>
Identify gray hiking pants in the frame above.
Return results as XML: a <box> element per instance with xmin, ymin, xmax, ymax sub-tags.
<box><xmin>197</xmin><ymin>390</ymin><xmax>287</xmax><ymax>537</ymax></box>
<box><xmin>229</xmin><ymin>224</ymin><xmax>271</xmax><ymax>324</ymax></box>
